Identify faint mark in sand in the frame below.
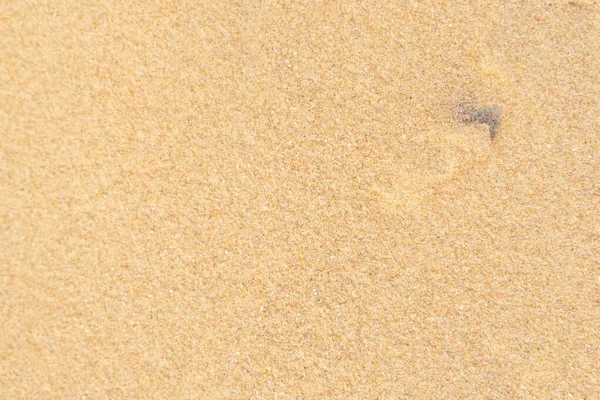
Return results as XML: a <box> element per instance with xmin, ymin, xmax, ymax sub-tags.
<box><xmin>568</xmin><ymin>0</ymin><xmax>597</xmax><ymax>8</ymax></box>
<box><xmin>459</xmin><ymin>104</ymin><xmax>502</xmax><ymax>141</ymax></box>
<box><xmin>371</xmin><ymin>107</ymin><xmax>499</xmax><ymax>214</ymax></box>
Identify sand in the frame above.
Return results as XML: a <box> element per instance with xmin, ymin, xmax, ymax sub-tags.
<box><xmin>1</xmin><ymin>0</ymin><xmax>599</xmax><ymax>398</ymax></box>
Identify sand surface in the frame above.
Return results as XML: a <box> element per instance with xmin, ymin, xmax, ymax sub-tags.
<box><xmin>1</xmin><ymin>1</ymin><xmax>599</xmax><ymax>398</ymax></box>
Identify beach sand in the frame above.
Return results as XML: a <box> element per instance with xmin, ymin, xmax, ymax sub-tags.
<box><xmin>1</xmin><ymin>0</ymin><xmax>599</xmax><ymax>398</ymax></box>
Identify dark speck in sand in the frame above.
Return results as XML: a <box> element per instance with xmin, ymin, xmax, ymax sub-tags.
<box><xmin>459</xmin><ymin>104</ymin><xmax>502</xmax><ymax>141</ymax></box>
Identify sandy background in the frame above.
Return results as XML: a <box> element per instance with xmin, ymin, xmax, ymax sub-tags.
<box><xmin>1</xmin><ymin>0</ymin><xmax>599</xmax><ymax>398</ymax></box>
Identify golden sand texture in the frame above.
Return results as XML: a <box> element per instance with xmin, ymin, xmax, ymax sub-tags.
<box><xmin>1</xmin><ymin>0</ymin><xmax>599</xmax><ymax>398</ymax></box>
